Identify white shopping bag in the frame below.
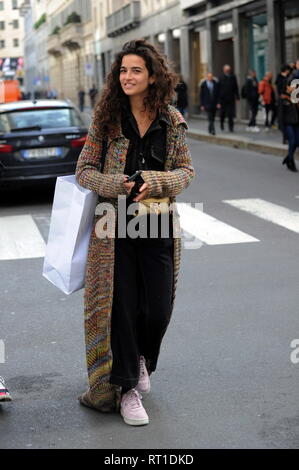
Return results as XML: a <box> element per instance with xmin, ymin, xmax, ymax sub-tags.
<box><xmin>42</xmin><ymin>175</ymin><xmax>98</xmax><ymax>294</ymax></box>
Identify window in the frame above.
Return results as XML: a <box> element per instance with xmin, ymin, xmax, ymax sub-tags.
<box><xmin>0</xmin><ymin>40</ymin><xmax>5</xmax><ymax>48</ymax></box>
<box><xmin>13</xmin><ymin>38</ymin><xmax>19</xmax><ymax>47</ymax></box>
<box><xmin>284</xmin><ymin>0</ymin><xmax>299</xmax><ymax>63</ymax></box>
<box><xmin>0</xmin><ymin>2</ymin><xmax>4</xmax><ymax>11</ymax></box>
<box><xmin>0</xmin><ymin>21</ymin><xmax>5</xmax><ymax>30</ymax></box>
<box><xmin>12</xmin><ymin>0</ymin><xmax>18</xmax><ymax>9</ymax></box>
<box><xmin>5</xmin><ymin>108</ymin><xmax>84</xmax><ymax>130</ymax></box>
<box><xmin>13</xmin><ymin>19</ymin><xmax>19</xmax><ymax>28</ymax></box>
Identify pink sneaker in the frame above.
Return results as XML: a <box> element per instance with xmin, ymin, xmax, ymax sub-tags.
<box><xmin>0</xmin><ymin>376</ymin><xmax>12</xmax><ymax>402</ymax></box>
<box><xmin>136</xmin><ymin>355</ymin><xmax>151</xmax><ymax>394</ymax></box>
<box><xmin>120</xmin><ymin>388</ymin><xmax>149</xmax><ymax>426</ymax></box>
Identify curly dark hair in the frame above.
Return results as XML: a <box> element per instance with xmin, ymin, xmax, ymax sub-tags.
<box><xmin>93</xmin><ymin>39</ymin><xmax>179</xmax><ymax>135</ymax></box>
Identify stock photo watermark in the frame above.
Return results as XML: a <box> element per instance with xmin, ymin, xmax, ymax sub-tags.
<box><xmin>290</xmin><ymin>79</ymin><xmax>299</xmax><ymax>104</ymax></box>
<box><xmin>290</xmin><ymin>339</ymin><xmax>299</xmax><ymax>365</ymax></box>
<box><xmin>0</xmin><ymin>340</ymin><xmax>5</xmax><ymax>363</ymax></box>
<box><xmin>93</xmin><ymin>196</ymin><xmax>204</xmax><ymax>250</ymax></box>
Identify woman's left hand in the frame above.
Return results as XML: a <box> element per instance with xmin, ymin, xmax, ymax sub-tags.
<box><xmin>133</xmin><ymin>183</ymin><xmax>149</xmax><ymax>202</ymax></box>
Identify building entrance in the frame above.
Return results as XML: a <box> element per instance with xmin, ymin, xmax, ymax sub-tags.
<box><xmin>213</xmin><ymin>38</ymin><xmax>234</xmax><ymax>78</ymax></box>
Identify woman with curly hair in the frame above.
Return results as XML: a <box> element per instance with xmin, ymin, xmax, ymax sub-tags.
<box><xmin>75</xmin><ymin>39</ymin><xmax>195</xmax><ymax>426</ymax></box>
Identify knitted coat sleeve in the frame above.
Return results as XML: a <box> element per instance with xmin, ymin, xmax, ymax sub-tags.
<box><xmin>75</xmin><ymin>117</ymin><xmax>126</xmax><ymax>198</ymax></box>
<box><xmin>141</xmin><ymin>124</ymin><xmax>195</xmax><ymax>198</ymax></box>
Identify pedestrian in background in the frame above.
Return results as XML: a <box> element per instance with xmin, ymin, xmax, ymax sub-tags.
<box><xmin>89</xmin><ymin>83</ymin><xmax>98</xmax><ymax>108</ymax></box>
<box><xmin>175</xmin><ymin>75</ymin><xmax>188</xmax><ymax>116</ymax></box>
<box><xmin>281</xmin><ymin>82</ymin><xmax>299</xmax><ymax>172</ymax></box>
<box><xmin>242</xmin><ymin>69</ymin><xmax>260</xmax><ymax>132</ymax></box>
<box><xmin>289</xmin><ymin>59</ymin><xmax>299</xmax><ymax>81</ymax></box>
<box><xmin>218</xmin><ymin>64</ymin><xmax>240</xmax><ymax>132</ymax></box>
<box><xmin>276</xmin><ymin>64</ymin><xmax>292</xmax><ymax>143</ymax></box>
<box><xmin>259</xmin><ymin>72</ymin><xmax>277</xmax><ymax>129</ymax></box>
<box><xmin>75</xmin><ymin>39</ymin><xmax>195</xmax><ymax>426</ymax></box>
<box><xmin>47</xmin><ymin>88</ymin><xmax>57</xmax><ymax>99</ymax></box>
<box><xmin>200</xmin><ymin>72</ymin><xmax>220</xmax><ymax>135</ymax></box>
<box><xmin>78</xmin><ymin>88</ymin><xmax>85</xmax><ymax>112</ymax></box>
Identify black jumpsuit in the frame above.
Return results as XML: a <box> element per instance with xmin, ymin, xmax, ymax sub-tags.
<box><xmin>109</xmin><ymin>109</ymin><xmax>174</xmax><ymax>389</ymax></box>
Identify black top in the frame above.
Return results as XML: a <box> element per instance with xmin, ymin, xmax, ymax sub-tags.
<box><xmin>200</xmin><ymin>79</ymin><xmax>220</xmax><ymax>109</ymax></box>
<box><xmin>281</xmin><ymin>94</ymin><xmax>299</xmax><ymax>126</ymax></box>
<box><xmin>275</xmin><ymin>73</ymin><xmax>288</xmax><ymax>96</ymax></box>
<box><xmin>175</xmin><ymin>81</ymin><xmax>188</xmax><ymax>109</ymax></box>
<box><xmin>122</xmin><ymin>108</ymin><xmax>169</xmax><ymax>176</ymax></box>
<box><xmin>243</xmin><ymin>76</ymin><xmax>259</xmax><ymax>102</ymax></box>
<box><xmin>119</xmin><ymin>108</ymin><xmax>172</xmax><ymax>238</ymax></box>
<box><xmin>218</xmin><ymin>73</ymin><xmax>240</xmax><ymax>103</ymax></box>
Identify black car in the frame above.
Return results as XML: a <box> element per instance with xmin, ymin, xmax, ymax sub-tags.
<box><xmin>0</xmin><ymin>99</ymin><xmax>88</xmax><ymax>187</ymax></box>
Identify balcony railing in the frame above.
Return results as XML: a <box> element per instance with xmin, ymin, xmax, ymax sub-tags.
<box><xmin>60</xmin><ymin>22</ymin><xmax>82</xmax><ymax>50</ymax></box>
<box><xmin>106</xmin><ymin>1</ymin><xmax>141</xmax><ymax>38</ymax></box>
<box><xmin>47</xmin><ymin>33</ymin><xmax>63</xmax><ymax>56</ymax></box>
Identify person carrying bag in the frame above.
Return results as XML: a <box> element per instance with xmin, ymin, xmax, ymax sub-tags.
<box><xmin>75</xmin><ymin>39</ymin><xmax>195</xmax><ymax>426</ymax></box>
<box><xmin>42</xmin><ymin>141</ymin><xmax>107</xmax><ymax>294</ymax></box>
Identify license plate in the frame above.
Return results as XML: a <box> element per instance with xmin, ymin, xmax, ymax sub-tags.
<box><xmin>22</xmin><ymin>147</ymin><xmax>62</xmax><ymax>159</ymax></box>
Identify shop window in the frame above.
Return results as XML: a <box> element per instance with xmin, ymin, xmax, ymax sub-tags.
<box><xmin>249</xmin><ymin>14</ymin><xmax>268</xmax><ymax>81</ymax></box>
<box><xmin>284</xmin><ymin>0</ymin><xmax>299</xmax><ymax>63</ymax></box>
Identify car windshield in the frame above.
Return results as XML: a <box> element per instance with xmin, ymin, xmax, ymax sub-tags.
<box><xmin>0</xmin><ymin>107</ymin><xmax>84</xmax><ymax>132</ymax></box>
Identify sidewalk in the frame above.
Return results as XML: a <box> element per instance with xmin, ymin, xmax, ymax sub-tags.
<box><xmin>81</xmin><ymin>105</ymin><xmax>297</xmax><ymax>160</ymax></box>
<box><xmin>187</xmin><ymin>114</ymin><xmax>299</xmax><ymax>159</ymax></box>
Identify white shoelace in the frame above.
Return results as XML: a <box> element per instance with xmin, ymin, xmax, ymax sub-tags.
<box><xmin>124</xmin><ymin>389</ymin><xmax>142</xmax><ymax>410</ymax></box>
<box><xmin>139</xmin><ymin>357</ymin><xmax>146</xmax><ymax>377</ymax></box>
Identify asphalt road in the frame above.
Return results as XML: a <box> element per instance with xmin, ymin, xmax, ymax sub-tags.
<box><xmin>0</xmin><ymin>139</ymin><xmax>299</xmax><ymax>449</ymax></box>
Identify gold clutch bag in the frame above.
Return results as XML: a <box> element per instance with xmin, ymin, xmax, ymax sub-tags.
<box><xmin>136</xmin><ymin>197</ymin><xmax>171</xmax><ymax>215</ymax></box>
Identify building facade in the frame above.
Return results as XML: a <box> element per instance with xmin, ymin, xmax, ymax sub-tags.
<box><xmin>180</xmin><ymin>0</ymin><xmax>299</xmax><ymax>112</ymax></box>
<box><xmin>45</xmin><ymin>0</ymin><xmax>94</xmax><ymax>105</ymax></box>
<box><xmin>0</xmin><ymin>0</ymin><xmax>24</xmax><ymax>84</ymax></box>
<box><xmin>19</xmin><ymin>0</ymin><xmax>299</xmax><ymax>114</ymax></box>
<box><xmin>93</xmin><ymin>0</ymin><xmax>185</xmax><ymax>90</ymax></box>
<box><xmin>21</xmin><ymin>0</ymin><xmax>50</xmax><ymax>98</ymax></box>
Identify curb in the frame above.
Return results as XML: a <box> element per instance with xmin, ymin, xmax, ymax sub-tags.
<box><xmin>187</xmin><ymin>128</ymin><xmax>290</xmax><ymax>158</ymax></box>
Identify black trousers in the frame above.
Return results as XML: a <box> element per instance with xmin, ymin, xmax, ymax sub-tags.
<box><xmin>248</xmin><ymin>99</ymin><xmax>259</xmax><ymax>127</ymax></box>
<box><xmin>264</xmin><ymin>103</ymin><xmax>277</xmax><ymax>127</ymax></box>
<box><xmin>206</xmin><ymin>108</ymin><xmax>216</xmax><ymax>133</ymax></box>
<box><xmin>110</xmin><ymin>216</ymin><xmax>174</xmax><ymax>389</ymax></box>
<box><xmin>220</xmin><ymin>102</ymin><xmax>235</xmax><ymax>131</ymax></box>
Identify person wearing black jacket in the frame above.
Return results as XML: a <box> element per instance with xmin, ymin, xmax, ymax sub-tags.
<box><xmin>200</xmin><ymin>72</ymin><xmax>220</xmax><ymax>134</ymax></box>
<box><xmin>218</xmin><ymin>64</ymin><xmax>240</xmax><ymax>132</ymax></box>
<box><xmin>281</xmin><ymin>83</ymin><xmax>299</xmax><ymax>172</ymax></box>
<box><xmin>175</xmin><ymin>75</ymin><xmax>188</xmax><ymax>116</ymax></box>
<box><xmin>289</xmin><ymin>59</ymin><xmax>299</xmax><ymax>81</ymax></box>
<box><xmin>242</xmin><ymin>70</ymin><xmax>260</xmax><ymax>131</ymax></box>
<box><xmin>276</xmin><ymin>64</ymin><xmax>292</xmax><ymax>143</ymax></box>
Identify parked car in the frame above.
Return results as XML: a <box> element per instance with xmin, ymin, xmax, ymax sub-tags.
<box><xmin>0</xmin><ymin>99</ymin><xmax>88</xmax><ymax>187</ymax></box>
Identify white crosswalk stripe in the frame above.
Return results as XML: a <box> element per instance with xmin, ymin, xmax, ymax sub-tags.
<box><xmin>0</xmin><ymin>214</ymin><xmax>46</xmax><ymax>260</ymax></box>
<box><xmin>223</xmin><ymin>198</ymin><xmax>299</xmax><ymax>234</ymax></box>
<box><xmin>1</xmin><ymin>197</ymin><xmax>298</xmax><ymax>260</ymax></box>
<box><xmin>177</xmin><ymin>203</ymin><xmax>259</xmax><ymax>245</ymax></box>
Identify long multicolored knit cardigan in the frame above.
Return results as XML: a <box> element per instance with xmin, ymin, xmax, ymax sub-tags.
<box><xmin>75</xmin><ymin>105</ymin><xmax>195</xmax><ymax>412</ymax></box>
